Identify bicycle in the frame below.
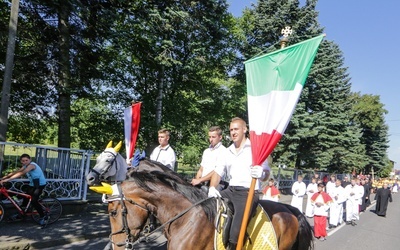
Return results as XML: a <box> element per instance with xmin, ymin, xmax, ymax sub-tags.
<box><xmin>0</xmin><ymin>184</ymin><xmax>63</xmax><ymax>227</ymax></box>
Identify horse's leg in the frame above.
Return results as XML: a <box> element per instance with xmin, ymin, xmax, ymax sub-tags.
<box><xmin>272</xmin><ymin>213</ymin><xmax>299</xmax><ymax>250</ymax></box>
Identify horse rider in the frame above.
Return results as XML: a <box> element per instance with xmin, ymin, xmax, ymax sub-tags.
<box><xmin>208</xmin><ymin>117</ymin><xmax>270</xmax><ymax>250</ymax></box>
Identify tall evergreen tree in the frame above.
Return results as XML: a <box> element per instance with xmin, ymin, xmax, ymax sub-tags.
<box><xmin>238</xmin><ymin>0</ymin><xmax>366</xmax><ymax>173</ymax></box>
<box><xmin>349</xmin><ymin>93</ymin><xmax>389</xmax><ymax>174</ymax></box>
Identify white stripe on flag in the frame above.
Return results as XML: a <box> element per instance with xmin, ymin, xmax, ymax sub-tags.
<box><xmin>248</xmin><ymin>83</ymin><xmax>303</xmax><ymax>135</ymax></box>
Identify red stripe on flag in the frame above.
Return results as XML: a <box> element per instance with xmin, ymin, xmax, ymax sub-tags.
<box><xmin>249</xmin><ymin>130</ymin><xmax>282</xmax><ymax>166</ymax></box>
<box><xmin>128</xmin><ymin>103</ymin><xmax>141</xmax><ymax>159</ymax></box>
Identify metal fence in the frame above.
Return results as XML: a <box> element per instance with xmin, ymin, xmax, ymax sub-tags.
<box><xmin>0</xmin><ymin>142</ymin><xmax>92</xmax><ymax>201</ymax></box>
<box><xmin>274</xmin><ymin>167</ymin><xmax>349</xmax><ymax>189</ymax></box>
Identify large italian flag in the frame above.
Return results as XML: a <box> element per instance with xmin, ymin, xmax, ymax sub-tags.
<box><xmin>124</xmin><ymin>102</ymin><xmax>142</xmax><ymax>161</ymax></box>
<box><xmin>245</xmin><ymin>35</ymin><xmax>324</xmax><ymax>165</ymax></box>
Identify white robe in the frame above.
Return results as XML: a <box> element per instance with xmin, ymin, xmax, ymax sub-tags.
<box><xmin>305</xmin><ymin>183</ymin><xmax>318</xmax><ymax>217</ymax></box>
<box><xmin>326</xmin><ymin>181</ymin><xmax>336</xmax><ymax>197</ymax></box>
<box><xmin>312</xmin><ymin>193</ymin><xmax>331</xmax><ymax>217</ymax></box>
<box><xmin>262</xmin><ymin>188</ymin><xmax>279</xmax><ymax>202</ymax></box>
<box><xmin>291</xmin><ymin>181</ymin><xmax>306</xmax><ymax>212</ymax></box>
<box><xmin>329</xmin><ymin>185</ymin><xmax>346</xmax><ymax>226</ymax></box>
<box><xmin>345</xmin><ymin>184</ymin><xmax>363</xmax><ymax>221</ymax></box>
<box><xmin>392</xmin><ymin>184</ymin><xmax>399</xmax><ymax>193</ymax></box>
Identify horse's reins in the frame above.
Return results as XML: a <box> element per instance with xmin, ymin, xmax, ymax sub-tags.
<box><xmin>90</xmin><ymin>150</ymin><xmax>118</xmax><ymax>180</ymax></box>
<box><xmin>108</xmin><ymin>184</ymin><xmax>150</xmax><ymax>249</ymax></box>
<box><xmin>107</xmin><ymin>183</ymin><xmax>213</xmax><ymax>249</ymax></box>
<box><xmin>134</xmin><ymin>196</ymin><xmax>214</xmax><ymax>242</ymax></box>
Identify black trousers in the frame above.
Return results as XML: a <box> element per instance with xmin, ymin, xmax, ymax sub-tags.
<box><xmin>22</xmin><ymin>185</ymin><xmax>46</xmax><ymax>217</ymax></box>
<box><xmin>220</xmin><ymin>186</ymin><xmax>258</xmax><ymax>244</ymax></box>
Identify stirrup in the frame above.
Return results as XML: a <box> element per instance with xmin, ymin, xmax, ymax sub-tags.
<box><xmin>143</xmin><ymin>224</ymin><xmax>155</xmax><ymax>234</ymax></box>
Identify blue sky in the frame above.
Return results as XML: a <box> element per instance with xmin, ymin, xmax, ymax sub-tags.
<box><xmin>228</xmin><ymin>0</ymin><xmax>400</xmax><ymax>170</ymax></box>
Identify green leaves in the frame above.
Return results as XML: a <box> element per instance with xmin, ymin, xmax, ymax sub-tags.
<box><xmin>0</xmin><ymin>0</ymin><xmax>390</xmax><ymax>176</ymax></box>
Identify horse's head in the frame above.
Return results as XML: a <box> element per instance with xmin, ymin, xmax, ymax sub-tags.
<box><xmin>108</xmin><ymin>171</ymin><xmax>216</xmax><ymax>249</ymax></box>
<box><xmin>86</xmin><ymin>141</ymin><xmax>126</xmax><ymax>186</ymax></box>
<box><xmin>106</xmin><ymin>184</ymin><xmax>151</xmax><ymax>250</ymax></box>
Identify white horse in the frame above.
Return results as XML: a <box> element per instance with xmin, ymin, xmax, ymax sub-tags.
<box><xmin>86</xmin><ymin>141</ymin><xmax>128</xmax><ymax>186</ymax></box>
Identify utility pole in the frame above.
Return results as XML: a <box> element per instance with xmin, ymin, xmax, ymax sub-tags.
<box><xmin>0</xmin><ymin>0</ymin><xmax>20</xmax><ymax>176</ymax></box>
<box><xmin>0</xmin><ymin>0</ymin><xmax>20</xmax><ymax>142</ymax></box>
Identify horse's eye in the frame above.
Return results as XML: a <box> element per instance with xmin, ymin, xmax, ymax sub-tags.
<box><xmin>109</xmin><ymin>210</ymin><xmax>118</xmax><ymax>217</ymax></box>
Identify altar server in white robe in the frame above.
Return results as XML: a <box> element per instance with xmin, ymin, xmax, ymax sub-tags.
<box><xmin>345</xmin><ymin>178</ymin><xmax>364</xmax><ymax>225</ymax></box>
<box><xmin>291</xmin><ymin>175</ymin><xmax>307</xmax><ymax>212</ymax></box>
<box><xmin>305</xmin><ymin>177</ymin><xmax>318</xmax><ymax>217</ymax></box>
<box><xmin>329</xmin><ymin>179</ymin><xmax>346</xmax><ymax>227</ymax></box>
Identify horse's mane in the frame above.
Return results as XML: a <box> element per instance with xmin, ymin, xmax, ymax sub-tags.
<box><xmin>134</xmin><ymin>158</ymin><xmax>174</xmax><ymax>173</ymax></box>
<box><xmin>126</xmin><ymin>170</ymin><xmax>216</xmax><ymax>221</ymax></box>
<box><xmin>132</xmin><ymin>158</ymin><xmax>193</xmax><ymax>182</ymax></box>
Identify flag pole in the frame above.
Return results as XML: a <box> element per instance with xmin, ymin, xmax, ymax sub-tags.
<box><xmin>236</xmin><ymin>27</ymin><xmax>292</xmax><ymax>250</ymax></box>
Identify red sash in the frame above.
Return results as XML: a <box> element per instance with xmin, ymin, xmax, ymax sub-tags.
<box><xmin>262</xmin><ymin>186</ymin><xmax>280</xmax><ymax>197</ymax></box>
<box><xmin>311</xmin><ymin>191</ymin><xmax>332</xmax><ymax>203</ymax></box>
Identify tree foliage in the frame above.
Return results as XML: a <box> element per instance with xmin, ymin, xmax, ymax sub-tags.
<box><xmin>0</xmin><ymin>0</ymin><xmax>391</xmax><ymax>175</ymax></box>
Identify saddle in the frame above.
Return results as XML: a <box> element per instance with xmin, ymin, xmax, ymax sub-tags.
<box><xmin>214</xmin><ymin>198</ymin><xmax>278</xmax><ymax>250</ymax></box>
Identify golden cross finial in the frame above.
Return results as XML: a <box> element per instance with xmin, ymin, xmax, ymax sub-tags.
<box><xmin>281</xmin><ymin>26</ymin><xmax>293</xmax><ymax>38</ymax></box>
<box><xmin>280</xmin><ymin>26</ymin><xmax>293</xmax><ymax>48</ymax></box>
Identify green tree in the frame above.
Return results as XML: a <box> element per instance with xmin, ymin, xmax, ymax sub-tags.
<box><xmin>1</xmin><ymin>0</ymin><xmax>121</xmax><ymax>147</ymax></box>
<box><xmin>71</xmin><ymin>98</ymin><xmax>123</xmax><ymax>151</ymax></box>
<box><xmin>237</xmin><ymin>0</ymin><xmax>367</xmax><ymax>173</ymax></box>
<box><xmin>349</xmin><ymin>93</ymin><xmax>389</xmax><ymax>174</ymax></box>
<box><xmin>97</xmin><ymin>0</ymin><xmax>238</xmax><ymax>161</ymax></box>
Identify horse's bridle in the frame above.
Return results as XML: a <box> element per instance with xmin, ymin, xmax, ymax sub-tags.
<box><xmin>90</xmin><ymin>150</ymin><xmax>119</xmax><ymax>181</ymax></box>
<box><xmin>107</xmin><ymin>184</ymin><xmax>151</xmax><ymax>250</ymax></box>
<box><xmin>107</xmin><ymin>184</ymin><xmax>213</xmax><ymax>250</ymax></box>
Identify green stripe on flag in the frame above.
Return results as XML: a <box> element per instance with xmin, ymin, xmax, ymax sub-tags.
<box><xmin>245</xmin><ymin>35</ymin><xmax>324</xmax><ymax>96</ymax></box>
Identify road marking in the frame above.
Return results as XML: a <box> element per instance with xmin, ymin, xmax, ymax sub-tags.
<box><xmin>328</xmin><ymin>201</ymin><xmax>375</xmax><ymax>236</ymax></box>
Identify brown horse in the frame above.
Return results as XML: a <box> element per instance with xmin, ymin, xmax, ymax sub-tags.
<box><xmin>105</xmin><ymin>170</ymin><xmax>314</xmax><ymax>250</ymax></box>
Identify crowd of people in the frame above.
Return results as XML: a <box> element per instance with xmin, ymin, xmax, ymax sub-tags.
<box><xmin>1</xmin><ymin>118</ymin><xmax>396</xmax><ymax>249</ymax></box>
<box><xmin>172</xmin><ymin>118</ymin><xmax>396</xmax><ymax>248</ymax></box>
<box><xmin>261</xmin><ymin>173</ymin><xmax>395</xmax><ymax>242</ymax></box>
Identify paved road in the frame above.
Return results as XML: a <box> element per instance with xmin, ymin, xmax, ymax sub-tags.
<box><xmin>314</xmin><ymin>193</ymin><xmax>400</xmax><ymax>250</ymax></box>
<box><xmin>2</xmin><ymin>192</ymin><xmax>398</xmax><ymax>249</ymax></box>
<box><xmin>51</xmin><ymin>193</ymin><xmax>400</xmax><ymax>250</ymax></box>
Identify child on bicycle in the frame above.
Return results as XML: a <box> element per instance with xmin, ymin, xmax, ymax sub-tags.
<box><xmin>0</xmin><ymin>154</ymin><xmax>48</xmax><ymax>225</ymax></box>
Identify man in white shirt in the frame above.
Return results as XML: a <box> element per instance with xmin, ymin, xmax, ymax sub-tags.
<box><xmin>291</xmin><ymin>175</ymin><xmax>306</xmax><ymax>212</ymax></box>
<box><xmin>150</xmin><ymin>129</ymin><xmax>176</xmax><ymax>170</ymax></box>
<box><xmin>208</xmin><ymin>117</ymin><xmax>270</xmax><ymax>250</ymax></box>
<box><xmin>191</xmin><ymin>126</ymin><xmax>226</xmax><ymax>189</ymax></box>
<box><xmin>147</xmin><ymin>129</ymin><xmax>177</xmax><ymax>232</ymax></box>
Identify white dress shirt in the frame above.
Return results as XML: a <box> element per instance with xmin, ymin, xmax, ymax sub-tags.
<box><xmin>150</xmin><ymin>144</ymin><xmax>176</xmax><ymax>170</ymax></box>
